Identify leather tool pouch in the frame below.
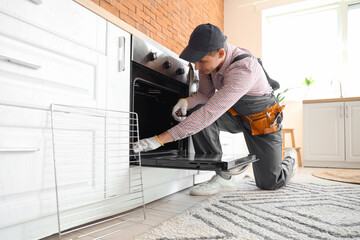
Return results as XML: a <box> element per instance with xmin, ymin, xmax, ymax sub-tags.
<box><xmin>241</xmin><ymin>104</ymin><xmax>285</xmax><ymax>136</ymax></box>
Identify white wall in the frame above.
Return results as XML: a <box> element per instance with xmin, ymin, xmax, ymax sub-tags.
<box><xmin>224</xmin><ymin>0</ymin><xmax>305</xmax><ymax>156</ymax></box>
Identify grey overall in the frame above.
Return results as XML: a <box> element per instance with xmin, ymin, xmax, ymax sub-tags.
<box><xmin>190</xmin><ymin>94</ymin><xmax>295</xmax><ymax>190</ymax></box>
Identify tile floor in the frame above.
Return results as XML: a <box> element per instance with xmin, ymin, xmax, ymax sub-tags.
<box><xmin>44</xmin><ymin>166</ymin><xmax>330</xmax><ymax>240</ymax></box>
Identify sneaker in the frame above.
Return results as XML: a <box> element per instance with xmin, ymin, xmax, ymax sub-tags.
<box><xmin>189</xmin><ymin>175</ymin><xmax>237</xmax><ymax>196</ymax></box>
<box><xmin>284</xmin><ymin>148</ymin><xmax>298</xmax><ymax>177</ymax></box>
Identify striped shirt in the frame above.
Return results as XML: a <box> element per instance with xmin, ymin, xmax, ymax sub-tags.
<box><xmin>167</xmin><ymin>43</ymin><xmax>273</xmax><ymax>141</ymax></box>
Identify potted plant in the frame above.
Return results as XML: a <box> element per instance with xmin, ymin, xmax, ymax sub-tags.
<box><xmin>276</xmin><ymin>88</ymin><xmax>289</xmax><ymax>103</ymax></box>
<box><xmin>303</xmin><ymin>77</ymin><xmax>315</xmax><ymax>98</ymax></box>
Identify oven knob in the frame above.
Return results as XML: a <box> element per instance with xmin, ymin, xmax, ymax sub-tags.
<box><xmin>176</xmin><ymin>67</ymin><xmax>185</xmax><ymax>75</ymax></box>
<box><xmin>163</xmin><ymin>60</ymin><xmax>172</xmax><ymax>69</ymax></box>
<box><xmin>147</xmin><ymin>52</ymin><xmax>157</xmax><ymax>61</ymax></box>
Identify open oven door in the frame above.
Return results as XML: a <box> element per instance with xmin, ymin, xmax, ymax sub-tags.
<box><xmin>131</xmin><ymin>152</ymin><xmax>258</xmax><ymax>173</ymax></box>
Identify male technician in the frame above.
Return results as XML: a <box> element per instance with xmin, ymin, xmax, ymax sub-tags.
<box><xmin>133</xmin><ymin>23</ymin><xmax>297</xmax><ymax>196</ymax></box>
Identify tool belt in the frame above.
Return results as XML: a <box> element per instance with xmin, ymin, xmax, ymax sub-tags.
<box><xmin>228</xmin><ymin>103</ymin><xmax>285</xmax><ymax>136</ymax></box>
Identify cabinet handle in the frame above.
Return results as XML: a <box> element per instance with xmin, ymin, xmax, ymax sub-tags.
<box><xmin>346</xmin><ymin>105</ymin><xmax>350</xmax><ymax>118</ymax></box>
<box><xmin>28</xmin><ymin>0</ymin><xmax>42</xmax><ymax>4</ymax></box>
<box><xmin>118</xmin><ymin>36</ymin><xmax>125</xmax><ymax>72</ymax></box>
<box><xmin>0</xmin><ymin>148</ymin><xmax>40</xmax><ymax>152</ymax></box>
<box><xmin>0</xmin><ymin>54</ymin><xmax>41</xmax><ymax>70</ymax></box>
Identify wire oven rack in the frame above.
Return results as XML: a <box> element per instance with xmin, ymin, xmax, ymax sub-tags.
<box><xmin>50</xmin><ymin>104</ymin><xmax>145</xmax><ymax>240</ymax></box>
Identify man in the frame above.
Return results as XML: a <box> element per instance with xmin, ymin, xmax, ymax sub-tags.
<box><xmin>133</xmin><ymin>23</ymin><xmax>297</xmax><ymax>196</ymax></box>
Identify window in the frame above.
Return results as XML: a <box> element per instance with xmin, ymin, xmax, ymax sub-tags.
<box><xmin>263</xmin><ymin>1</ymin><xmax>360</xmax><ymax>100</ymax></box>
<box><xmin>346</xmin><ymin>3</ymin><xmax>360</xmax><ymax>97</ymax></box>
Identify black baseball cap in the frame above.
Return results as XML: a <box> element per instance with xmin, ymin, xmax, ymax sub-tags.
<box><xmin>179</xmin><ymin>23</ymin><xmax>227</xmax><ymax>63</ymax></box>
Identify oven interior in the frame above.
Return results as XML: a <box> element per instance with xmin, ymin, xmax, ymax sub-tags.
<box><xmin>131</xmin><ymin>61</ymin><xmax>189</xmax><ymax>156</ymax></box>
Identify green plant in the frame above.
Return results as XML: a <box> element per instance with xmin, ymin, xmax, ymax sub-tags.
<box><xmin>276</xmin><ymin>88</ymin><xmax>289</xmax><ymax>103</ymax></box>
<box><xmin>304</xmin><ymin>77</ymin><xmax>315</xmax><ymax>88</ymax></box>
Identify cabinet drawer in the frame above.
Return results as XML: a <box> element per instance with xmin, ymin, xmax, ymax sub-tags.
<box><xmin>0</xmin><ymin>12</ymin><xmax>106</xmax><ymax>108</ymax></box>
<box><xmin>0</xmin><ymin>105</ymin><xmax>56</xmax><ymax>228</ymax></box>
<box><xmin>220</xmin><ymin>131</ymin><xmax>249</xmax><ymax>155</ymax></box>
<box><xmin>0</xmin><ymin>0</ymin><xmax>106</xmax><ymax>53</ymax></box>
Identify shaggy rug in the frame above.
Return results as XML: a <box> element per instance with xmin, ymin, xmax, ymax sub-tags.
<box><xmin>312</xmin><ymin>169</ymin><xmax>360</xmax><ymax>184</ymax></box>
<box><xmin>136</xmin><ymin>180</ymin><xmax>360</xmax><ymax>240</ymax></box>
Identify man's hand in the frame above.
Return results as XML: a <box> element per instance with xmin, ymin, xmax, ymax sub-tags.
<box><xmin>172</xmin><ymin>98</ymin><xmax>188</xmax><ymax>122</ymax></box>
<box><xmin>133</xmin><ymin>136</ymin><xmax>162</xmax><ymax>153</ymax></box>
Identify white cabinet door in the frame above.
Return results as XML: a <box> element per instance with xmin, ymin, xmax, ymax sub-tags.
<box><xmin>105</xmin><ymin>22</ymin><xmax>131</xmax><ymax>198</ymax></box>
<box><xmin>345</xmin><ymin>101</ymin><xmax>360</xmax><ymax>162</ymax></box>
<box><xmin>220</xmin><ymin>131</ymin><xmax>249</xmax><ymax>155</ymax></box>
<box><xmin>303</xmin><ymin>102</ymin><xmax>345</xmax><ymax>162</ymax></box>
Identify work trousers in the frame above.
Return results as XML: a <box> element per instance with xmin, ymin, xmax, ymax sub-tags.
<box><xmin>190</xmin><ymin>95</ymin><xmax>294</xmax><ymax>190</ymax></box>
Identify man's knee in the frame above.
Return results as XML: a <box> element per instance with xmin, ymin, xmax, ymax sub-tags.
<box><xmin>255</xmin><ymin>177</ymin><xmax>285</xmax><ymax>190</ymax></box>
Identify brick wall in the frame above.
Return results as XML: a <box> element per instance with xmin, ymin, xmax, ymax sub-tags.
<box><xmin>91</xmin><ymin>0</ymin><xmax>224</xmax><ymax>55</ymax></box>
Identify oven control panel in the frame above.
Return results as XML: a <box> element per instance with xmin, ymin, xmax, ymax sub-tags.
<box><xmin>132</xmin><ymin>35</ymin><xmax>190</xmax><ymax>85</ymax></box>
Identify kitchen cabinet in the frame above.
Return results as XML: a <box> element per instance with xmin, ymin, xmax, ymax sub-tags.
<box><xmin>193</xmin><ymin>132</ymin><xmax>250</xmax><ymax>184</ymax></box>
<box><xmin>220</xmin><ymin>131</ymin><xmax>249</xmax><ymax>156</ymax></box>
<box><xmin>0</xmin><ymin>0</ymin><xmax>107</xmax><ymax>239</ymax></box>
<box><xmin>345</xmin><ymin>101</ymin><xmax>360</xmax><ymax>163</ymax></box>
<box><xmin>0</xmin><ymin>0</ymin><xmax>106</xmax><ymax>54</ymax></box>
<box><xmin>0</xmin><ymin>1</ymin><xmax>196</xmax><ymax>239</ymax></box>
<box><xmin>303</xmin><ymin>99</ymin><xmax>360</xmax><ymax>168</ymax></box>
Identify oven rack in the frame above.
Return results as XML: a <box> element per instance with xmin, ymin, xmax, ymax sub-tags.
<box><xmin>50</xmin><ymin>104</ymin><xmax>145</xmax><ymax>240</ymax></box>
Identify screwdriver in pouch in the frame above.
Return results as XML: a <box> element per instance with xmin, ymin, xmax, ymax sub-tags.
<box><xmin>270</xmin><ymin>112</ymin><xmax>282</xmax><ymax>127</ymax></box>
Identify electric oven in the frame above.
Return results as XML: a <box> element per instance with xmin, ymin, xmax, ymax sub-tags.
<box><xmin>130</xmin><ymin>35</ymin><xmax>257</xmax><ymax>171</ymax></box>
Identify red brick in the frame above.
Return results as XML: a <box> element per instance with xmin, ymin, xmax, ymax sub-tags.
<box><xmin>136</xmin><ymin>22</ymin><xmax>150</xmax><ymax>36</ymax></box>
<box><xmin>132</xmin><ymin>0</ymin><xmax>144</xmax><ymax>12</ymax></box>
<box><xmin>112</xmin><ymin>1</ymin><xmax>129</xmax><ymax>14</ymax></box>
<box><xmin>157</xmin><ymin>5</ymin><xmax>168</xmax><ymax>17</ymax></box>
<box><xmin>98</xmin><ymin>0</ymin><xmax>224</xmax><ymax>52</ymax></box>
<box><xmin>150</xmin><ymin>18</ymin><xmax>162</xmax><ymax>31</ymax></box>
<box><xmin>150</xmin><ymin>5</ymin><xmax>162</xmax><ymax>18</ymax></box>
<box><xmin>120</xmin><ymin>13</ymin><xmax>136</xmax><ymax>27</ymax></box>
<box><xmin>129</xmin><ymin>10</ymin><xmax>143</xmax><ymax>24</ymax></box>
<box><xmin>157</xmin><ymin>15</ymin><xmax>170</xmax><ymax>28</ymax></box>
<box><xmin>144</xmin><ymin>22</ymin><xmax>157</xmax><ymax>34</ymax></box>
<box><xmin>118</xmin><ymin>0</ymin><xmax>136</xmax><ymax>12</ymax></box>
<box><xmin>162</xmin><ymin>26</ymin><xmax>172</xmax><ymax>39</ymax></box>
<box><xmin>100</xmin><ymin>0</ymin><xmax>119</xmax><ymax>17</ymax></box>
<box><xmin>144</xmin><ymin>6</ymin><xmax>156</xmax><ymax>21</ymax></box>
<box><xmin>136</xmin><ymin>8</ymin><xmax>151</xmax><ymax>23</ymax></box>
<box><xmin>103</xmin><ymin>0</ymin><xmax>115</xmax><ymax>4</ymax></box>
<box><xmin>141</xmin><ymin>1</ymin><xmax>151</xmax><ymax>9</ymax></box>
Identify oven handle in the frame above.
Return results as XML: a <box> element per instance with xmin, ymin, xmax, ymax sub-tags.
<box><xmin>28</xmin><ymin>0</ymin><xmax>43</xmax><ymax>4</ymax></box>
<box><xmin>118</xmin><ymin>36</ymin><xmax>125</xmax><ymax>72</ymax></box>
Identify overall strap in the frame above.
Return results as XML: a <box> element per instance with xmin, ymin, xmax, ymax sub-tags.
<box><xmin>230</xmin><ymin>54</ymin><xmax>280</xmax><ymax>91</ymax></box>
<box><xmin>231</xmin><ymin>54</ymin><xmax>252</xmax><ymax>64</ymax></box>
<box><xmin>207</xmin><ymin>53</ymin><xmax>280</xmax><ymax>91</ymax></box>
<box><xmin>208</xmin><ymin>54</ymin><xmax>252</xmax><ymax>80</ymax></box>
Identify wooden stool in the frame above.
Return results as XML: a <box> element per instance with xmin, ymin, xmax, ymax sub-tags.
<box><xmin>282</xmin><ymin>128</ymin><xmax>302</xmax><ymax>167</ymax></box>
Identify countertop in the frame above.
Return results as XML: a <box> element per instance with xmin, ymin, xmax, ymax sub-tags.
<box><xmin>303</xmin><ymin>97</ymin><xmax>360</xmax><ymax>104</ymax></box>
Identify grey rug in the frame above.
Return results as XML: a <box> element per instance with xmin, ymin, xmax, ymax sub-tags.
<box><xmin>136</xmin><ymin>180</ymin><xmax>360</xmax><ymax>240</ymax></box>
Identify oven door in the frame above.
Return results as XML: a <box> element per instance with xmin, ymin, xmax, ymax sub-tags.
<box><xmin>136</xmin><ymin>152</ymin><xmax>258</xmax><ymax>172</ymax></box>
